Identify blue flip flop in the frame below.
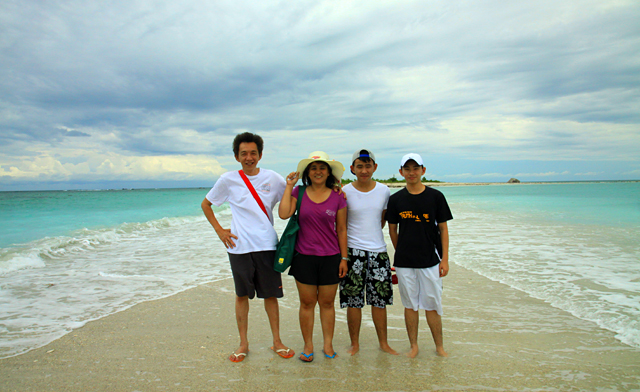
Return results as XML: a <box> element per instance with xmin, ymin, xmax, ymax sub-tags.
<box><xmin>299</xmin><ymin>352</ymin><xmax>314</xmax><ymax>362</ymax></box>
<box><xmin>322</xmin><ymin>350</ymin><xmax>337</xmax><ymax>359</ymax></box>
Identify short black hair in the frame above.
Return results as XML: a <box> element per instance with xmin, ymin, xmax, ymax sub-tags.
<box><xmin>233</xmin><ymin>132</ymin><xmax>264</xmax><ymax>157</ymax></box>
<box><xmin>301</xmin><ymin>161</ymin><xmax>338</xmax><ymax>188</ymax></box>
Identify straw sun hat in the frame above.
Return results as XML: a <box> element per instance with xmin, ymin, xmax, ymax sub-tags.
<box><xmin>296</xmin><ymin>151</ymin><xmax>345</xmax><ymax>183</ymax></box>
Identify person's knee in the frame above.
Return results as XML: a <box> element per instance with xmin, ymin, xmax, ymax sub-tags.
<box><xmin>236</xmin><ymin>295</ymin><xmax>249</xmax><ymax>303</ymax></box>
<box><xmin>405</xmin><ymin>307</ymin><xmax>420</xmax><ymax>318</ymax></box>
<box><xmin>299</xmin><ymin>297</ymin><xmax>317</xmax><ymax>309</ymax></box>
<box><xmin>317</xmin><ymin>298</ymin><xmax>335</xmax><ymax>309</ymax></box>
<box><xmin>425</xmin><ymin>310</ymin><xmax>442</xmax><ymax>320</ymax></box>
<box><xmin>371</xmin><ymin>306</ymin><xmax>386</xmax><ymax>315</ymax></box>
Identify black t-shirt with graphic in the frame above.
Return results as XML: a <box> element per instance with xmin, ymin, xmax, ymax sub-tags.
<box><xmin>385</xmin><ymin>186</ymin><xmax>453</xmax><ymax>269</ymax></box>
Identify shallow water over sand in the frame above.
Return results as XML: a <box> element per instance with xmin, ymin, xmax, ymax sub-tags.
<box><xmin>1</xmin><ymin>182</ymin><xmax>638</xmax><ymax>360</ymax></box>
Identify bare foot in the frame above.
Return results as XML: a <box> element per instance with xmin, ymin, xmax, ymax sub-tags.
<box><xmin>406</xmin><ymin>345</ymin><xmax>419</xmax><ymax>358</ymax></box>
<box><xmin>347</xmin><ymin>344</ymin><xmax>359</xmax><ymax>356</ymax></box>
<box><xmin>436</xmin><ymin>347</ymin><xmax>449</xmax><ymax>357</ymax></box>
<box><xmin>379</xmin><ymin>343</ymin><xmax>399</xmax><ymax>355</ymax></box>
<box><xmin>233</xmin><ymin>344</ymin><xmax>249</xmax><ymax>356</ymax></box>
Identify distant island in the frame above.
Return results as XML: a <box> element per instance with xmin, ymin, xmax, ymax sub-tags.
<box><xmin>340</xmin><ymin>177</ymin><xmax>640</xmax><ymax>188</ymax></box>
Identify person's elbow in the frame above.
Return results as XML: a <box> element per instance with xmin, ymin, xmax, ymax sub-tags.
<box><xmin>278</xmin><ymin>205</ymin><xmax>292</xmax><ymax>220</ymax></box>
<box><xmin>337</xmin><ymin>221</ymin><xmax>348</xmax><ymax>237</ymax></box>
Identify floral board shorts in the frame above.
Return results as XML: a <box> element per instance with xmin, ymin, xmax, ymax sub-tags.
<box><xmin>339</xmin><ymin>248</ymin><xmax>393</xmax><ymax>309</ymax></box>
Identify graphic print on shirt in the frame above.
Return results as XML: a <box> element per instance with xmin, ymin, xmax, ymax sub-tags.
<box><xmin>399</xmin><ymin>211</ymin><xmax>429</xmax><ymax>222</ymax></box>
<box><xmin>257</xmin><ymin>183</ymin><xmax>271</xmax><ymax>193</ymax></box>
<box><xmin>326</xmin><ymin>209</ymin><xmax>336</xmax><ymax>217</ymax></box>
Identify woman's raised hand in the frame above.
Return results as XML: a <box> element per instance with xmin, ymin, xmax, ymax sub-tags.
<box><xmin>286</xmin><ymin>172</ymin><xmax>299</xmax><ymax>186</ymax></box>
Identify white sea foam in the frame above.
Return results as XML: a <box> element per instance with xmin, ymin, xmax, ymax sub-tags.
<box><xmin>1</xmin><ymin>210</ymin><xmax>232</xmax><ymax>276</ymax></box>
<box><xmin>0</xmin><ymin>208</ymin><xmax>239</xmax><ymax>358</ymax></box>
<box><xmin>0</xmin><ymin>250</ymin><xmax>47</xmax><ymax>275</ymax></box>
<box><xmin>449</xmin><ymin>202</ymin><xmax>640</xmax><ymax>348</ymax></box>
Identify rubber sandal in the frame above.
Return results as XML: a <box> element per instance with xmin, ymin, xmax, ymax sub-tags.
<box><xmin>299</xmin><ymin>352</ymin><xmax>314</xmax><ymax>362</ymax></box>
<box><xmin>323</xmin><ymin>350</ymin><xmax>337</xmax><ymax>359</ymax></box>
<box><xmin>229</xmin><ymin>351</ymin><xmax>248</xmax><ymax>363</ymax></box>
<box><xmin>271</xmin><ymin>347</ymin><xmax>295</xmax><ymax>359</ymax></box>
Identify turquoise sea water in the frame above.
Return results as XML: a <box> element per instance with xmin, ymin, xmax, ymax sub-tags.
<box><xmin>0</xmin><ymin>188</ymin><xmax>207</xmax><ymax>248</ymax></box>
<box><xmin>0</xmin><ymin>181</ymin><xmax>638</xmax><ymax>358</ymax></box>
<box><xmin>442</xmin><ymin>182</ymin><xmax>640</xmax><ymax>227</ymax></box>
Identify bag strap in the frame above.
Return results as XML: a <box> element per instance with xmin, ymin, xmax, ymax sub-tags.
<box><xmin>238</xmin><ymin>170</ymin><xmax>269</xmax><ymax>218</ymax></box>
<box><xmin>294</xmin><ymin>186</ymin><xmax>305</xmax><ymax>216</ymax></box>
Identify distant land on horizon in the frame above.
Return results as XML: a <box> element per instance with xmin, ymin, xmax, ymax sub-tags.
<box><xmin>2</xmin><ymin>179</ymin><xmax>639</xmax><ymax>193</ymax></box>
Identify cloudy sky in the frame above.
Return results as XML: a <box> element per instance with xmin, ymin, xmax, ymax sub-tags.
<box><xmin>1</xmin><ymin>0</ymin><xmax>639</xmax><ymax>190</ymax></box>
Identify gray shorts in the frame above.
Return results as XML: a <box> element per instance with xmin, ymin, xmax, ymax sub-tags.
<box><xmin>228</xmin><ymin>251</ymin><xmax>283</xmax><ymax>299</ymax></box>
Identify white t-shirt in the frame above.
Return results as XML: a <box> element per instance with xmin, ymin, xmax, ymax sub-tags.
<box><xmin>343</xmin><ymin>182</ymin><xmax>390</xmax><ymax>252</ymax></box>
<box><xmin>206</xmin><ymin>169</ymin><xmax>286</xmax><ymax>254</ymax></box>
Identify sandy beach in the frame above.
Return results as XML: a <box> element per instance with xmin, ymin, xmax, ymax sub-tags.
<box><xmin>1</xmin><ymin>263</ymin><xmax>638</xmax><ymax>392</ymax></box>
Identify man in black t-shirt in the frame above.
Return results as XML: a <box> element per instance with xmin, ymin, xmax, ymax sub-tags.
<box><xmin>385</xmin><ymin>153</ymin><xmax>452</xmax><ymax>357</ymax></box>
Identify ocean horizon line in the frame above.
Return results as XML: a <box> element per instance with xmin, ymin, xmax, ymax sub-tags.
<box><xmin>1</xmin><ymin>178</ymin><xmax>639</xmax><ymax>193</ymax></box>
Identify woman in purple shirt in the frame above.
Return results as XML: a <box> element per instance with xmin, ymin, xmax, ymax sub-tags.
<box><xmin>279</xmin><ymin>151</ymin><xmax>348</xmax><ymax>362</ymax></box>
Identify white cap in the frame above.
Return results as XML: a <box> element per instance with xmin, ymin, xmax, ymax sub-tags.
<box><xmin>400</xmin><ymin>153</ymin><xmax>424</xmax><ymax>167</ymax></box>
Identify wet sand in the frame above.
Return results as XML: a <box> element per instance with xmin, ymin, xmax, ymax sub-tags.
<box><xmin>1</xmin><ymin>264</ymin><xmax>639</xmax><ymax>391</ymax></box>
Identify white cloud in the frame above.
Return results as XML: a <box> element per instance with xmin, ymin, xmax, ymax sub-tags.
<box><xmin>1</xmin><ymin>0</ymin><xmax>639</xmax><ymax>188</ymax></box>
<box><xmin>444</xmin><ymin>173</ymin><xmax>510</xmax><ymax>179</ymax></box>
<box><xmin>575</xmin><ymin>172</ymin><xmax>604</xmax><ymax>176</ymax></box>
<box><xmin>621</xmin><ymin>169</ymin><xmax>640</xmax><ymax>175</ymax></box>
<box><xmin>514</xmin><ymin>171</ymin><xmax>571</xmax><ymax>177</ymax></box>
<box><xmin>438</xmin><ymin>115</ymin><xmax>640</xmax><ymax>161</ymax></box>
<box><xmin>0</xmin><ymin>153</ymin><xmax>226</xmax><ymax>182</ymax></box>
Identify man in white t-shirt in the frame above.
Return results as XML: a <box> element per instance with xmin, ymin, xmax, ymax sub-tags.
<box><xmin>339</xmin><ymin>149</ymin><xmax>398</xmax><ymax>355</ymax></box>
<box><xmin>201</xmin><ymin>132</ymin><xmax>294</xmax><ymax>363</ymax></box>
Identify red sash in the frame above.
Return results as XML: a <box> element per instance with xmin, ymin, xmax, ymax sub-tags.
<box><xmin>238</xmin><ymin>170</ymin><xmax>269</xmax><ymax>218</ymax></box>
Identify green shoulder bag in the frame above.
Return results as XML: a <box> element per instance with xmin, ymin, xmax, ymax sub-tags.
<box><xmin>274</xmin><ymin>186</ymin><xmax>305</xmax><ymax>273</ymax></box>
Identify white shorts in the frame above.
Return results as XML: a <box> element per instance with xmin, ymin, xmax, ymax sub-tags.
<box><xmin>396</xmin><ymin>265</ymin><xmax>443</xmax><ymax>315</ymax></box>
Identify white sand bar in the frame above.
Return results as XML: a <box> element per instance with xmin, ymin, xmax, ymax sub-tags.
<box><xmin>1</xmin><ymin>264</ymin><xmax>639</xmax><ymax>391</ymax></box>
